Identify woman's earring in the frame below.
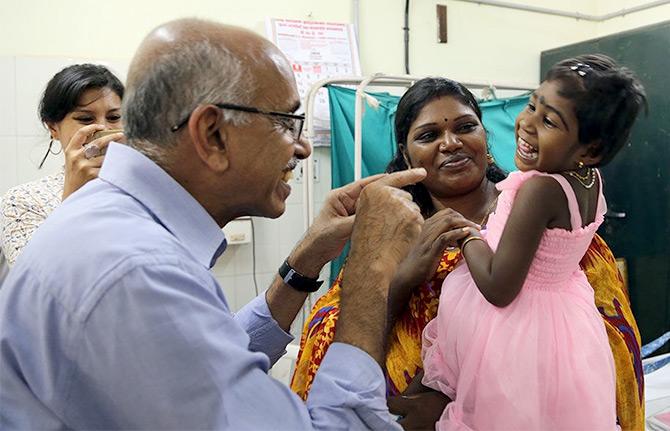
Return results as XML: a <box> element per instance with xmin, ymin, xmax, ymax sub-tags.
<box><xmin>577</xmin><ymin>161</ymin><xmax>585</xmax><ymax>169</ymax></box>
<box><xmin>487</xmin><ymin>152</ymin><xmax>495</xmax><ymax>165</ymax></box>
<box><xmin>38</xmin><ymin>139</ymin><xmax>62</xmax><ymax>169</ymax></box>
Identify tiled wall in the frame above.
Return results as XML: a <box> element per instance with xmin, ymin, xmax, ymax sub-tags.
<box><xmin>0</xmin><ymin>56</ymin><xmax>333</xmax><ymax>338</ymax></box>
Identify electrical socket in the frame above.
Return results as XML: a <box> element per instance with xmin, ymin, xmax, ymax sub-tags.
<box><xmin>294</xmin><ymin>160</ymin><xmax>304</xmax><ymax>183</ymax></box>
<box><xmin>313</xmin><ymin>157</ymin><xmax>320</xmax><ymax>183</ymax></box>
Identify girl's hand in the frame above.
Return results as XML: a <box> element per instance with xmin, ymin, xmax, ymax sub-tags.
<box><xmin>394</xmin><ymin>208</ymin><xmax>480</xmax><ymax>289</ymax></box>
<box><xmin>61</xmin><ymin>125</ymin><xmax>125</xmax><ymax>200</ymax></box>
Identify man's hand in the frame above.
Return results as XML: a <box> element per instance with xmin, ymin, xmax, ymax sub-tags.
<box><xmin>347</xmin><ymin>169</ymin><xmax>427</xmax><ymax>273</ymax></box>
<box><xmin>267</xmin><ymin>173</ymin><xmax>390</xmax><ymax>332</ymax></box>
<box><xmin>287</xmin><ymin>173</ymin><xmax>385</xmax><ymax>278</ymax></box>
<box><xmin>334</xmin><ymin>168</ymin><xmax>427</xmax><ymax>364</ymax></box>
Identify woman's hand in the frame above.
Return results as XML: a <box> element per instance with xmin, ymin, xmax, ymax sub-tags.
<box><xmin>61</xmin><ymin>125</ymin><xmax>124</xmax><ymax>200</ymax></box>
<box><xmin>388</xmin><ymin>372</ymin><xmax>451</xmax><ymax>431</ymax></box>
<box><xmin>394</xmin><ymin>208</ymin><xmax>480</xmax><ymax>289</ymax></box>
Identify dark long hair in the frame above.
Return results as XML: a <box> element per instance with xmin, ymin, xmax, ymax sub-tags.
<box><xmin>39</xmin><ymin>63</ymin><xmax>124</xmax><ymax>125</ymax></box>
<box><xmin>386</xmin><ymin>77</ymin><xmax>506</xmax><ymax>217</ymax></box>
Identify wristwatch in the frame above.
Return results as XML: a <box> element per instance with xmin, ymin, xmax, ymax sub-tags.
<box><xmin>278</xmin><ymin>259</ymin><xmax>324</xmax><ymax>293</ymax></box>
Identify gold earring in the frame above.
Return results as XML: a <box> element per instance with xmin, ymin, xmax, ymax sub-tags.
<box><xmin>487</xmin><ymin>152</ymin><xmax>495</xmax><ymax>165</ymax></box>
<box><xmin>577</xmin><ymin>161</ymin><xmax>585</xmax><ymax>169</ymax></box>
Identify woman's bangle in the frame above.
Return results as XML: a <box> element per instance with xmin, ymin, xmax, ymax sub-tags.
<box><xmin>461</xmin><ymin>235</ymin><xmax>484</xmax><ymax>250</ymax></box>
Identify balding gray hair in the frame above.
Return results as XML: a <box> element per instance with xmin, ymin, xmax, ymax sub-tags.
<box><xmin>122</xmin><ymin>38</ymin><xmax>254</xmax><ymax>164</ymax></box>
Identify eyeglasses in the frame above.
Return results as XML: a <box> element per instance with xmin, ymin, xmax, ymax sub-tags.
<box><xmin>171</xmin><ymin>102</ymin><xmax>305</xmax><ymax>141</ymax></box>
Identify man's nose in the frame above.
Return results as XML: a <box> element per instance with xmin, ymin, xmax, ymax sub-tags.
<box><xmin>295</xmin><ymin>134</ymin><xmax>312</xmax><ymax>160</ymax></box>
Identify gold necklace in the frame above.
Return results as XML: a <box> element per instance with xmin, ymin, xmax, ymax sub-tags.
<box><xmin>566</xmin><ymin>167</ymin><xmax>596</xmax><ymax>189</ymax></box>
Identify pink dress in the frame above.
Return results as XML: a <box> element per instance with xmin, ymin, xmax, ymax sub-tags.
<box><xmin>422</xmin><ymin>170</ymin><xmax>618</xmax><ymax>430</ymax></box>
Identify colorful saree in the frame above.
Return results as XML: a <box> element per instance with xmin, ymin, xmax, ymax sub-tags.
<box><xmin>290</xmin><ymin>234</ymin><xmax>644</xmax><ymax>430</ymax></box>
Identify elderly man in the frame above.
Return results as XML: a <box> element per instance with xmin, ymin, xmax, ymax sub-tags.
<box><xmin>0</xmin><ymin>18</ymin><xmax>442</xmax><ymax>430</ymax></box>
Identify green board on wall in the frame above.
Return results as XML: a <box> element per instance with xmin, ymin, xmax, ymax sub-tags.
<box><xmin>541</xmin><ymin>21</ymin><xmax>670</xmax><ymax>350</ymax></box>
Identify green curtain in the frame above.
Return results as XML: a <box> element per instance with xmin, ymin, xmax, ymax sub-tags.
<box><xmin>329</xmin><ymin>85</ymin><xmax>400</xmax><ymax>188</ymax></box>
<box><xmin>327</xmin><ymin>85</ymin><xmax>530</xmax><ymax>283</ymax></box>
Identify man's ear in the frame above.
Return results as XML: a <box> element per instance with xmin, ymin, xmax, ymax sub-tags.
<box><xmin>187</xmin><ymin>105</ymin><xmax>230</xmax><ymax>173</ymax></box>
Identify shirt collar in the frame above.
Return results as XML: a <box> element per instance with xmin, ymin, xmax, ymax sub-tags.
<box><xmin>99</xmin><ymin>142</ymin><xmax>227</xmax><ymax>268</ymax></box>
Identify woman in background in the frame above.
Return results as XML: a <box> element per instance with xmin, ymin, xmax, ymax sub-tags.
<box><xmin>0</xmin><ymin>64</ymin><xmax>124</xmax><ymax>267</ymax></box>
<box><xmin>291</xmin><ymin>77</ymin><xmax>644</xmax><ymax>430</ymax></box>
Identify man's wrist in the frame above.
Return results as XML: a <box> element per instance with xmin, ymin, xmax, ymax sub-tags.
<box><xmin>287</xmin><ymin>232</ymin><xmax>328</xmax><ymax>278</ymax></box>
<box><xmin>334</xmin><ymin>258</ymin><xmax>394</xmax><ymax>365</ymax></box>
<box><xmin>278</xmin><ymin>259</ymin><xmax>323</xmax><ymax>292</ymax></box>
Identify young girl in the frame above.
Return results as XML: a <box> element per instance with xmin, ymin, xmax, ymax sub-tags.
<box><xmin>421</xmin><ymin>54</ymin><xmax>647</xmax><ymax>430</ymax></box>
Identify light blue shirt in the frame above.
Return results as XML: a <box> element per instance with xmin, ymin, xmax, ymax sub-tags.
<box><xmin>0</xmin><ymin>251</ymin><xmax>7</xmax><ymax>287</ymax></box>
<box><xmin>0</xmin><ymin>143</ymin><xmax>399</xmax><ymax>430</ymax></box>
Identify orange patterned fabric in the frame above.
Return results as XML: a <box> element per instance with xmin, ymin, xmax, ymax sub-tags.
<box><xmin>583</xmin><ymin>235</ymin><xmax>644</xmax><ymax>431</ymax></box>
<box><xmin>290</xmin><ymin>234</ymin><xmax>644</xmax><ymax>430</ymax></box>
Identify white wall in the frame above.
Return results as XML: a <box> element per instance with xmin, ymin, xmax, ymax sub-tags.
<box><xmin>0</xmin><ymin>0</ymin><xmax>668</xmax><ymax>327</ymax></box>
<box><xmin>358</xmin><ymin>0</ymin><xmax>598</xmax><ymax>85</ymax></box>
<box><xmin>0</xmin><ymin>0</ymin><xmax>350</xmax><ymax>60</ymax></box>
<box><xmin>597</xmin><ymin>0</ymin><xmax>670</xmax><ymax>36</ymax></box>
<box><xmin>2</xmin><ymin>1</ymin><xmax>668</xmax><ymax>86</ymax></box>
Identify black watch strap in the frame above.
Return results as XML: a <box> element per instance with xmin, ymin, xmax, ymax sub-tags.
<box><xmin>279</xmin><ymin>260</ymin><xmax>323</xmax><ymax>293</ymax></box>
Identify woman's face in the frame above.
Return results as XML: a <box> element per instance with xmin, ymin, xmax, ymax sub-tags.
<box><xmin>404</xmin><ymin>96</ymin><xmax>488</xmax><ymax>199</ymax></box>
<box><xmin>47</xmin><ymin>87</ymin><xmax>122</xmax><ymax>148</ymax></box>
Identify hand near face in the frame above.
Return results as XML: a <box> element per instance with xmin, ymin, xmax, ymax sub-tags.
<box><xmin>348</xmin><ymin>168</ymin><xmax>427</xmax><ymax>273</ymax></box>
<box><xmin>289</xmin><ymin>171</ymin><xmax>423</xmax><ymax>278</ymax></box>
<box><xmin>293</xmin><ymin>173</ymin><xmax>387</xmax><ymax>275</ymax></box>
<box><xmin>61</xmin><ymin>125</ymin><xmax>124</xmax><ymax>200</ymax></box>
<box><xmin>332</xmin><ymin>168</ymin><xmax>426</xmax><ymax>364</ymax></box>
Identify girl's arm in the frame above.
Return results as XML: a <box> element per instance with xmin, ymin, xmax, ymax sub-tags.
<box><xmin>461</xmin><ymin>176</ymin><xmax>566</xmax><ymax>307</ymax></box>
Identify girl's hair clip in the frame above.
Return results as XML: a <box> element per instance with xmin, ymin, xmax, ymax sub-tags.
<box><xmin>570</xmin><ymin>62</ymin><xmax>591</xmax><ymax>77</ymax></box>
